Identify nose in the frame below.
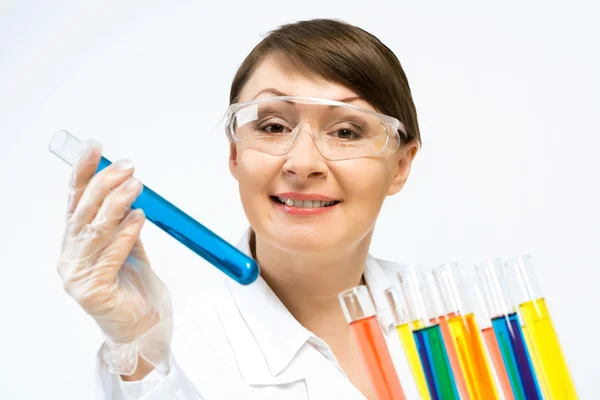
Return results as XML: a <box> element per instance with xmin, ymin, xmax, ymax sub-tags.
<box><xmin>282</xmin><ymin>123</ymin><xmax>328</xmax><ymax>181</ymax></box>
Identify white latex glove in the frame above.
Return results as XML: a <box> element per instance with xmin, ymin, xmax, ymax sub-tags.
<box><xmin>56</xmin><ymin>140</ymin><xmax>173</xmax><ymax>376</ymax></box>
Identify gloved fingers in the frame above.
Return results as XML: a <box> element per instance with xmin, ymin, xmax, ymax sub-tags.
<box><xmin>91</xmin><ymin>208</ymin><xmax>147</xmax><ymax>278</ymax></box>
<box><xmin>121</xmin><ymin>238</ymin><xmax>164</xmax><ymax>306</ymax></box>
<box><xmin>68</xmin><ymin>159</ymin><xmax>136</xmax><ymax>236</ymax></box>
<box><xmin>129</xmin><ymin>238</ymin><xmax>150</xmax><ymax>265</ymax></box>
<box><xmin>101</xmin><ymin>263</ymin><xmax>168</xmax><ymax>342</ymax></box>
<box><xmin>69</xmin><ymin>209</ymin><xmax>146</xmax><ymax>316</ymax></box>
<box><xmin>84</xmin><ymin>176</ymin><xmax>143</xmax><ymax>245</ymax></box>
<box><xmin>67</xmin><ymin>139</ymin><xmax>102</xmax><ymax>218</ymax></box>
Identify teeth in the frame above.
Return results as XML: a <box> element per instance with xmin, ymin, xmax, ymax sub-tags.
<box><xmin>276</xmin><ymin>197</ymin><xmax>337</xmax><ymax>208</ymax></box>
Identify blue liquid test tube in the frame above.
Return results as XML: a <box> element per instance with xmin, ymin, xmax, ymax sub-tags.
<box><xmin>397</xmin><ymin>265</ymin><xmax>460</xmax><ymax>400</ymax></box>
<box><xmin>476</xmin><ymin>258</ymin><xmax>543</xmax><ymax>400</ymax></box>
<box><xmin>49</xmin><ymin>130</ymin><xmax>259</xmax><ymax>285</ymax></box>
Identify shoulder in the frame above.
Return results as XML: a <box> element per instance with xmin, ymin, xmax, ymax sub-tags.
<box><xmin>171</xmin><ymin>281</ymin><xmax>232</xmax><ymax>341</ymax></box>
<box><xmin>368</xmin><ymin>254</ymin><xmax>408</xmax><ymax>285</ymax></box>
<box><xmin>168</xmin><ymin>281</ymin><xmax>243</xmax><ymax>383</ymax></box>
<box><xmin>374</xmin><ymin>256</ymin><xmax>408</xmax><ymax>272</ymax></box>
<box><xmin>169</xmin><ymin>278</ymin><xmax>235</xmax><ymax>350</ymax></box>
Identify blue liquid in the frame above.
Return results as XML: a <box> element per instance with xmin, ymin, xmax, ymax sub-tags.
<box><xmin>413</xmin><ymin>324</ymin><xmax>460</xmax><ymax>400</ymax></box>
<box><xmin>97</xmin><ymin>156</ymin><xmax>259</xmax><ymax>285</ymax></box>
<box><xmin>492</xmin><ymin>313</ymin><xmax>542</xmax><ymax>400</ymax></box>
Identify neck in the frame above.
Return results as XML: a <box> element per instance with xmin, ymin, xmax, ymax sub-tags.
<box><xmin>252</xmin><ymin>230</ymin><xmax>373</xmax><ymax>338</ymax></box>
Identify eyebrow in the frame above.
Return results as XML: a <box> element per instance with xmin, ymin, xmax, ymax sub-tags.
<box><xmin>252</xmin><ymin>88</ymin><xmax>363</xmax><ymax>104</ymax></box>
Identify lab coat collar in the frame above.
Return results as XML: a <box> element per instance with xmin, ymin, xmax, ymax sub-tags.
<box><xmin>227</xmin><ymin>228</ymin><xmax>312</xmax><ymax>380</ymax></box>
<box><xmin>225</xmin><ymin>228</ymin><xmax>397</xmax><ymax>381</ymax></box>
<box><xmin>363</xmin><ymin>253</ymin><xmax>397</xmax><ymax>335</ymax></box>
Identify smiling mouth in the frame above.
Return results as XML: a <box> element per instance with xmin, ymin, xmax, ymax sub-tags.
<box><xmin>271</xmin><ymin>196</ymin><xmax>340</xmax><ymax>208</ymax></box>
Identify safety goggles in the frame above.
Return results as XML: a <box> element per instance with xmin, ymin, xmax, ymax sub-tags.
<box><xmin>225</xmin><ymin>96</ymin><xmax>407</xmax><ymax>161</ymax></box>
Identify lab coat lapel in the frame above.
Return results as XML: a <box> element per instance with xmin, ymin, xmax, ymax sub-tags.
<box><xmin>215</xmin><ymin>228</ymin><xmax>309</xmax><ymax>387</ymax></box>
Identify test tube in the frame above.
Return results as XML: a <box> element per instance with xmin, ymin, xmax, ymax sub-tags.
<box><xmin>422</xmin><ymin>270</ymin><xmax>471</xmax><ymax>400</ymax></box>
<box><xmin>476</xmin><ymin>258</ymin><xmax>543</xmax><ymax>400</ymax></box>
<box><xmin>504</xmin><ymin>255</ymin><xmax>578</xmax><ymax>399</ymax></box>
<box><xmin>398</xmin><ymin>266</ymin><xmax>460</xmax><ymax>400</ymax></box>
<box><xmin>469</xmin><ymin>274</ymin><xmax>517</xmax><ymax>400</ymax></box>
<box><xmin>49</xmin><ymin>130</ymin><xmax>259</xmax><ymax>285</ymax></box>
<box><xmin>433</xmin><ymin>263</ymin><xmax>500</xmax><ymax>400</ymax></box>
<box><xmin>339</xmin><ymin>285</ymin><xmax>406</xmax><ymax>400</ymax></box>
<box><xmin>384</xmin><ymin>284</ymin><xmax>431</xmax><ymax>400</ymax></box>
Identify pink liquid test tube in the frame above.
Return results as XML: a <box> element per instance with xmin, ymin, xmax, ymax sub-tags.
<box><xmin>339</xmin><ymin>285</ymin><xmax>406</xmax><ymax>400</ymax></box>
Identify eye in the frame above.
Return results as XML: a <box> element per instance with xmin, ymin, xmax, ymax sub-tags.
<box><xmin>256</xmin><ymin>118</ymin><xmax>292</xmax><ymax>135</ymax></box>
<box><xmin>332</xmin><ymin>128</ymin><xmax>362</xmax><ymax>140</ymax></box>
<box><xmin>264</xmin><ymin>124</ymin><xmax>286</xmax><ymax>134</ymax></box>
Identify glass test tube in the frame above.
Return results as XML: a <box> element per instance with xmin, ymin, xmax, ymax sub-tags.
<box><xmin>398</xmin><ymin>266</ymin><xmax>460</xmax><ymax>400</ymax></box>
<box><xmin>476</xmin><ymin>258</ymin><xmax>543</xmax><ymax>400</ymax></box>
<box><xmin>433</xmin><ymin>263</ymin><xmax>500</xmax><ymax>400</ymax></box>
<box><xmin>49</xmin><ymin>130</ymin><xmax>259</xmax><ymax>285</ymax></box>
<box><xmin>504</xmin><ymin>256</ymin><xmax>578</xmax><ymax>399</ymax></box>
<box><xmin>339</xmin><ymin>285</ymin><xmax>406</xmax><ymax>400</ymax></box>
<box><xmin>422</xmin><ymin>270</ymin><xmax>471</xmax><ymax>400</ymax></box>
<box><xmin>469</xmin><ymin>274</ymin><xmax>517</xmax><ymax>400</ymax></box>
<box><xmin>384</xmin><ymin>284</ymin><xmax>431</xmax><ymax>400</ymax></box>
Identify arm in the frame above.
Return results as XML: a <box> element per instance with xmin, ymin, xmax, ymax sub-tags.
<box><xmin>96</xmin><ymin>353</ymin><xmax>202</xmax><ymax>400</ymax></box>
<box><xmin>120</xmin><ymin>356</ymin><xmax>155</xmax><ymax>382</ymax></box>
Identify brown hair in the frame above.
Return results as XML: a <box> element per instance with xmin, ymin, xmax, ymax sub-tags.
<box><xmin>229</xmin><ymin>18</ymin><xmax>421</xmax><ymax>145</ymax></box>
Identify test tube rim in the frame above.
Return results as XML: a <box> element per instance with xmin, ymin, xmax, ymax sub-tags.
<box><xmin>383</xmin><ymin>284</ymin><xmax>408</xmax><ymax>326</ymax></box>
<box><xmin>338</xmin><ymin>285</ymin><xmax>376</xmax><ymax>323</ymax></box>
<box><xmin>474</xmin><ymin>257</ymin><xmax>514</xmax><ymax>317</ymax></box>
<box><xmin>49</xmin><ymin>130</ymin><xmax>85</xmax><ymax>167</ymax></box>
<box><xmin>397</xmin><ymin>265</ymin><xmax>434</xmax><ymax>326</ymax></box>
<box><xmin>503</xmin><ymin>254</ymin><xmax>542</xmax><ymax>304</ymax></box>
<box><xmin>48</xmin><ymin>130</ymin><xmax>69</xmax><ymax>153</ymax></box>
<box><xmin>432</xmin><ymin>262</ymin><xmax>466</xmax><ymax>315</ymax></box>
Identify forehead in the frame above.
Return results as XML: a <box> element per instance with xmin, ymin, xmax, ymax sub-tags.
<box><xmin>238</xmin><ymin>52</ymin><xmax>375</xmax><ymax>111</ymax></box>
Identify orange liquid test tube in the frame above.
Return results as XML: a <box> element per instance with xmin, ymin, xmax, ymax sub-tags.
<box><xmin>437</xmin><ymin>315</ymin><xmax>471</xmax><ymax>399</ymax></box>
<box><xmin>433</xmin><ymin>263</ymin><xmax>501</xmax><ymax>400</ymax></box>
<box><xmin>339</xmin><ymin>285</ymin><xmax>406</xmax><ymax>400</ymax></box>
<box><xmin>482</xmin><ymin>325</ymin><xmax>515</xmax><ymax>400</ymax></box>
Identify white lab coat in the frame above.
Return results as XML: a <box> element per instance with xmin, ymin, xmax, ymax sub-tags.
<box><xmin>95</xmin><ymin>229</ymin><xmax>420</xmax><ymax>399</ymax></box>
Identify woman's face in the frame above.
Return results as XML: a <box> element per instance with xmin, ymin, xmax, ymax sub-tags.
<box><xmin>229</xmin><ymin>52</ymin><xmax>418</xmax><ymax>254</ymax></box>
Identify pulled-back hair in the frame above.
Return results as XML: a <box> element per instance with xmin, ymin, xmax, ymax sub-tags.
<box><xmin>229</xmin><ymin>18</ymin><xmax>421</xmax><ymax>145</ymax></box>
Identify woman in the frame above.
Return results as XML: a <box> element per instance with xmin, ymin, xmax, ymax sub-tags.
<box><xmin>57</xmin><ymin>19</ymin><xmax>421</xmax><ymax>399</ymax></box>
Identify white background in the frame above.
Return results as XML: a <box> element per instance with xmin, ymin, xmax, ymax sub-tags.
<box><xmin>1</xmin><ymin>1</ymin><xmax>598</xmax><ymax>398</ymax></box>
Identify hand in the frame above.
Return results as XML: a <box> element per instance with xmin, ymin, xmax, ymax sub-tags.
<box><xmin>56</xmin><ymin>140</ymin><xmax>173</xmax><ymax>376</ymax></box>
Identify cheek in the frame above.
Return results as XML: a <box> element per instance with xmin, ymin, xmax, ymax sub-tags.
<box><xmin>236</xmin><ymin>150</ymin><xmax>279</xmax><ymax>203</ymax></box>
<box><xmin>330</xmin><ymin>161</ymin><xmax>392</xmax><ymax>238</ymax></box>
<box><xmin>335</xmin><ymin>160</ymin><xmax>391</xmax><ymax>205</ymax></box>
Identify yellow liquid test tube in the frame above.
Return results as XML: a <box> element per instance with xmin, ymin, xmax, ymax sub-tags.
<box><xmin>396</xmin><ymin>323</ymin><xmax>430</xmax><ymax>400</ymax></box>
<box><xmin>385</xmin><ymin>286</ymin><xmax>431</xmax><ymax>400</ymax></box>
<box><xmin>505</xmin><ymin>256</ymin><xmax>578</xmax><ymax>399</ymax></box>
<box><xmin>521</xmin><ymin>299</ymin><xmax>577</xmax><ymax>399</ymax></box>
<box><xmin>433</xmin><ymin>263</ymin><xmax>501</xmax><ymax>400</ymax></box>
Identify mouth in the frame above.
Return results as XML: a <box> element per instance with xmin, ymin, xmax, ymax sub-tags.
<box><xmin>270</xmin><ymin>196</ymin><xmax>341</xmax><ymax>208</ymax></box>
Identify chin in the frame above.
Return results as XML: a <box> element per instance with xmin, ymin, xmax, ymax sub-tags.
<box><xmin>266</xmin><ymin>225</ymin><xmax>345</xmax><ymax>254</ymax></box>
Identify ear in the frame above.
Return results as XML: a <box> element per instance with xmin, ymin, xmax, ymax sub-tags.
<box><xmin>229</xmin><ymin>142</ymin><xmax>239</xmax><ymax>181</ymax></box>
<box><xmin>387</xmin><ymin>140</ymin><xmax>419</xmax><ymax>196</ymax></box>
